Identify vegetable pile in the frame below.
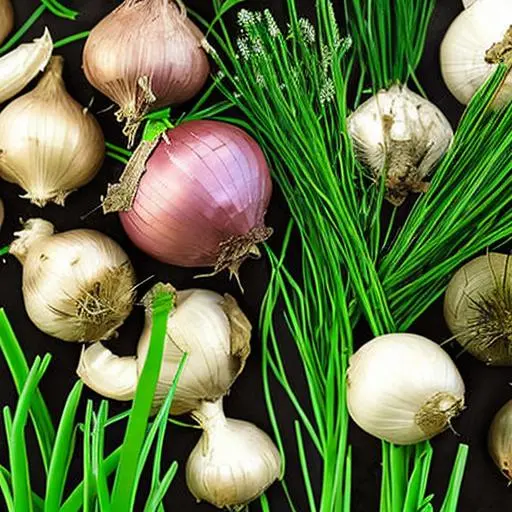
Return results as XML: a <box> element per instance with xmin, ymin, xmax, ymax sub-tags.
<box><xmin>0</xmin><ymin>0</ymin><xmax>511</xmax><ymax>511</ymax></box>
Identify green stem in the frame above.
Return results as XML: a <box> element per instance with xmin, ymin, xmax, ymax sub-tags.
<box><xmin>0</xmin><ymin>5</ymin><xmax>46</xmax><ymax>55</ymax></box>
<box><xmin>53</xmin><ymin>31</ymin><xmax>90</xmax><ymax>49</ymax></box>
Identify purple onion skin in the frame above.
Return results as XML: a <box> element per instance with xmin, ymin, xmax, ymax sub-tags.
<box><xmin>120</xmin><ymin>120</ymin><xmax>273</xmax><ymax>268</ymax></box>
<box><xmin>83</xmin><ymin>0</ymin><xmax>210</xmax><ymax>114</ymax></box>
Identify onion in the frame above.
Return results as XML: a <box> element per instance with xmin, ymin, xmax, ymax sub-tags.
<box><xmin>83</xmin><ymin>0</ymin><xmax>210</xmax><ymax>144</ymax></box>
<box><xmin>103</xmin><ymin>120</ymin><xmax>273</xmax><ymax>279</ymax></box>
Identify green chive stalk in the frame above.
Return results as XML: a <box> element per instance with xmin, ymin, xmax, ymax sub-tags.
<box><xmin>0</xmin><ymin>289</ymin><xmax>184</xmax><ymax>512</ymax></box>
<box><xmin>204</xmin><ymin>0</ymin><xmax>512</xmax><ymax>510</ymax></box>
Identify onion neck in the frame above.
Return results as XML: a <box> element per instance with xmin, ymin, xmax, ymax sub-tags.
<box><xmin>10</xmin><ymin>218</ymin><xmax>54</xmax><ymax>264</ymax></box>
<box><xmin>34</xmin><ymin>55</ymin><xmax>66</xmax><ymax>96</ymax></box>
<box><xmin>192</xmin><ymin>398</ymin><xmax>227</xmax><ymax>432</ymax></box>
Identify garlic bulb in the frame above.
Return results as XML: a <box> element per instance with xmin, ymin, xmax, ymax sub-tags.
<box><xmin>441</xmin><ymin>0</ymin><xmax>512</xmax><ymax>107</ymax></box>
<box><xmin>347</xmin><ymin>85</ymin><xmax>453</xmax><ymax>206</ymax></box>
<box><xmin>187</xmin><ymin>399</ymin><xmax>281</xmax><ymax>510</ymax></box>
<box><xmin>0</xmin><ymin>56</ymin><xmax>105</xmax><ymax>206</ymax></box>
<box><xmin>78</xmin><ymin>283</ymin><xmax>251</xmax><ymax>414</ymax></box>
<box><xmin>347</xmin><ymin>333</ymin><xmax>465</xmax><ymax>445</ymax></box>
<box><xmin>10</xmin><ymin>219</ymin><xmax>136</xmax><ymax>343</ymax></box>
<box><xmin>488</xmin><ymin>399</ymin><xmax>512</xmax><ymax>481</ymax></box>
<box><xmin>83</xmin><ymin>0</ymin><xmax>210</xmax><ymax>144</ymax></box>
<box><xmin>0</xmin><ymin>0</ymin><xmax>13</xmax><ymax>46</ymax></box>
<box><xmin>0</xmin><ymin>28</ymin><xmax>53</xmax><ymax>105</ymax></box>
<box><xmin>444</xmin><ymin>253</ymin><xmax>512</xmax><ymax>365</ymax></box>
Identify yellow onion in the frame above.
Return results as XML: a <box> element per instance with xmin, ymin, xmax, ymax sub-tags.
<box><xmin>10</xmin><ymin>219</ymin><xmax>136</xmax><ymax>343</ymax></box>
<box><xmin>0</xmin><ymin>56</ymin><xmax>105</xmax><ymax>206</ymax></box>
<box><xmin>83</xmin><ymin>0</ymin><xmax>210</xmax><ymax>144</ymax></box>
<box><xmin>0</xmin><ymin>0</ymin><xmax>13</xmax><ymax>45</ymax></box>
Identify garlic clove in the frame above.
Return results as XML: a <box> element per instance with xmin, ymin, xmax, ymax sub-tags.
<box><xmin>444</xmin><ymin>253</ymin><xmax>512</xmax><ymax>365</ymax></box>
<box><xmin>137</xmin><ymin>284</ymin><xmax>252</xmax><ymax>415</ymax></box>
<box><xmin>347</xmin><ymin>333</ymin><xmax>465</xmax><ymax>445</ymax></box>
<box><xmin>77</xmin><ymin>343</ymin><xmax>138</xmax><ymax>401</ymax></box>
<box><xmin>348</xmin><ymin>85</ymin><xmax>453</xmax><ymax>206</ymax></box>
<box><xmin>489</xmin><ymin>399</ymin><xmax>512</xmax><ymax>481</ymax></box>
<box><xmin>187</xmin><ymin>400</ymin><xmax>281</xmax><ymax>509</ymax></box>
<box><xmin>10</xmin><ymin>219</ymin><xmax>136</xmax><ymax>343</ymax></box>
<box><xmin>0</xmin><ymin>0</ymin><xmax>14</xmax><ymax>46</ymax></box>
<box><xmin>0</xmin><ymin>27</ymin><xmax>53</xmax><ymax>105</ymax></box>
<box><xmin>440</xmin><ymin>0</ymin><xmax>512</xmax><ymax>107</ymax></box>
<box><xmin>0</xmin><ymin>55</ymin><xmax>105</xmax><ymax>206</ymax></box>
<box><xmin>462</xmin><ymin>0</ymin><xmax>478</xmax><ymax>7</ymax></box>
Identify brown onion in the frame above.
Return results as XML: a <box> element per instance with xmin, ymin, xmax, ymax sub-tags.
<box><xmin>103</xmin><ymin>120</ymin><xmax>273</xmax><ymax>279</ymax></box>
<box><xmin>0</xmin><ymin>0</ymin><xmax>13</xmax><ymax>46</ymax></box>
<box><xmin>83</xmin><ymin>0</ymin><xmax>210</xmax><ymax>144</ymax></box>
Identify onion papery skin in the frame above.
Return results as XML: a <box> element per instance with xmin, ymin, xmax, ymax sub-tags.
<box><xmin>119</xmin><ymin>120</ymin><xmax>273</xmax><ymax>275</ymax></box>
<box><xmin>83</xmin><ymin>0</ymin><xmax>210</xmax><ymax>140</ymax></box>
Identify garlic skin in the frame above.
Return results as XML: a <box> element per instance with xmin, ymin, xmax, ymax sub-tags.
<box><xmin>0</xmin><ymin>0</ymin><xmax>14</xmax><ymax>46</ymax></box>
<box><xmin>77</xmin><ymin>284</ymin><xmax>251</xmax><ymax>415</ymax></box>
<box><xmin>0</xmin><ymin>56</ymin><xmax>105</xmax><ymax>206</ymax></box>
<box><xmin>78</xmin><ymin>343</ymin><xmax>138</xmax><ymax>400</ymax></box>
<box><xmin>347</xmin><ymin>333</ymin><xmax>465</xmax><ymax>445</ymax></box>
<box><xmin>444</xmin><ymin>253</ymin><xmax>512</xmax><ymax>366</ymax></box>
<box><xmin>137</xmin><ymin>286</ymin><xmax>251</xmax><ymax>415</ymax></box>
<box><xmin>348</xmin><ymin>85</ymin><xmax>453</xmax><ymax>206</ymax></box>
<box><xmin>0</xmin><ymin>28</ymin><xmax>53</xmax><ymax>105</ymax></box>
<box><xmin>10</xmin><ymin>219</ymin><xmax>136</xmax><ymax>343</ymax></box>
<box><xmin>441</xmin><ymin>0</ymin><xmax>512</xmax><ymax>107</ymax></box>
<box><xmin>488</xmin><ymin>400</ymin><xmax>512</xmax><ymax>481</ymax></box>
<box><xmin>83</xmin><ymin>0</ymin><xmax>210</xmax><ymax>144</ymax></box>
<box><xmin>186</xmin><ymin>400</ymin><xmax>281</xmax><ymax>510</ymax></box>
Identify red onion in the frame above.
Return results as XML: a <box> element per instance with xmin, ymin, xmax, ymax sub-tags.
<box><xmin>103</xmin><ymin>120</ymin><xmax>273</xmax><ymax>278</ymax></box>
<box><xmin>83</xmin><ymin>0</ymin><xmax>210</xmax><ymax>144</ymax></box>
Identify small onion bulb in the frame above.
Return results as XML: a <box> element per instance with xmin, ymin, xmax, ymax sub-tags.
<box><xmin>78</xmin><ymin>283</ymin><xmax>252</xmax><ymax>414</ymax></box>
<box><xmin>440</xmin><ymin>0</ymin><xmax>512</xmax><ymax>107</ymax></box>
<box><xmin>347</xmin><ymin>333</ymin><xmax>465</xmax><ymax>445</ymax></box>
<box><xmin>0</xmin><ymin>56</ymin><xmax>105</xmax><ymax>206</ymax></box>
<box><xmin>444</xmin><ymin>253</ymin><xmax>512</xmax><ymax>366</ymax></box>
<box><xmin>488</xmin><ymin>399</ymin><xmax>512</xmax><ymax>481</ymax></box>
<box><xmin>10</xmin><ymin>219</ymin><xmax>136</xmax><ymax>343</ymax></box>
<box><xmin>187</xmin><ymin>399</ymin><xmax>281</xmax><ymax>510</ymax></box>
<box><xmin>83</xmin><ymin>0</ymin><xmax>210</xmax><ymax>144</ymax></box>
<box><xmin>0</xmin><ymin>0</ymin><xmax>14</xmax><ymax>46</ymax></box>
<box><xmin>348</xmin><ymin>85</ymin><xmax>453</xmax><ymax>206</ymax></box>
